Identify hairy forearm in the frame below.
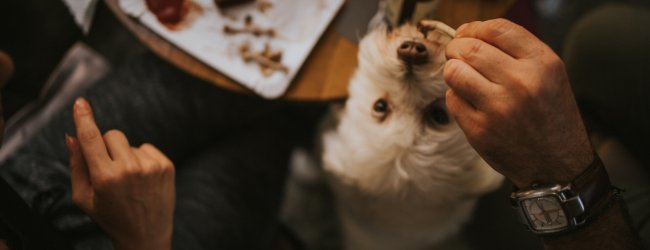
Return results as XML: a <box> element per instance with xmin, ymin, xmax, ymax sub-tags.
<box><xmin>542</xmin><ymin>200</ymin><xmax>642</xmax><ymax>250</ymax></box>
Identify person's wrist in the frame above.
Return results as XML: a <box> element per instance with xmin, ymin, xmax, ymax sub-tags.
<box><xmin>508</xmin><ymin>145</ymin><xmax>595</xmax><ymax>189</ymax></box>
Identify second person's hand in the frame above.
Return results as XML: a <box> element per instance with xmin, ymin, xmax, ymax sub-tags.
<box><xmin>65</xmin><ymin>97</ymin><xmax>176</xmax><ymax>250</ymax></box>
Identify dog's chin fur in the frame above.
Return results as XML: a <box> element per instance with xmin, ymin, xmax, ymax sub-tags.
<box><xmin>322</xmin><ymin>23</ymin><xmax>504</xmax><ymax>249</ymax></box>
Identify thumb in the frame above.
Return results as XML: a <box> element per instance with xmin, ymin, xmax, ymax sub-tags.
<box><xmin>65</xmin><ymin>133</ymin><xmax>94</xmax><ymax>213</ymax></box>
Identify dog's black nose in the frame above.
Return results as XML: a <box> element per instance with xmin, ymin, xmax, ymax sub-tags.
<box><xmin>397</xmin><ymin>41</ymin><xmax>428</xmax><ymax>65</ymax></box>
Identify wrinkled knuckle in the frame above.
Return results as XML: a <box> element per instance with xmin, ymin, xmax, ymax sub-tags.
<box><xmin>543</xmin><ymin>55</ymin><xmax>565</xmax><ymax>73</ymax></box>
<box><xmin>154</xmin><ymin>165</ymin><xmax>168</xmax><ymax>176</ymax></box>
<box><xmin>163</xmin><ymin>158</ymin><xmax>174</xmax><ymax>168</ymax></box>
<box><xmin>483</xmin><ymin>18</ymin><xmax>515</xmax><ymax>38</ymax></box>
<box><xmin>123</xmin><ymin>166</ymin><xmax>144</xmax><ymax>178</ymax></box>
<box><xmin>518</xmin><ymin>78</ymin><xmax>554</xmax><ymax>96</ymax></box>
<box><xmin>156</xmin><ymin>156</ymin><xmax>175</xmax><ymax>175</ymax></box>
<box><xmin>149</xmin><ymin>162</ymin><xmax>163</xmax><ymax>174</ymax></box>
<box><xmin>118</xmin><ymin>164</ymin><xmax>139</xmax><ymax>179</ymax></box>
<box><xmin>522</xmin><ymin>88</ymin><xmax>538</xmax><ymax>104</ymax></box>
<box><xmin>118</xmin><ymin>168</ymin><xmax>134</xmax><ymax>178</ymax></box>
<box><xmin>143</xmin><ymin>158</ymin><xmax>160</xmax><ymax>169</ymax></box>
<box><xmin>507</xmin><ymin>73</ymin><xmax>529</xmax><ymax>93</ymax></box>
<box><xmin>94</xmin><ymin>174</ymin><xmax>117</xmax><ymax>190</ymax></box>
<box><xmin>77</xmin><ymin>129</ymin><xmax>101</xmax><ymax>142</ymax></box>
<box><xmin>123</xmin><ymin>161</ymin><xmax>138</xmax><ymax>171</ymax></box>
<box><xmin>160</xmin><ymin>160</ymin><xmax>175</xmax><ymax>173</ymax></box>
<box><xmin>487</xmin><ymin>102</ymin><xmax>510</xmax><ymax>121</ymax></box>
<box><xmin>140</xmin><ymin>143</ymin><xmax>156</xmax><ymax>151</ymax></box>
<box><xmin>487</xmin><ymin>18</ymin><xmax>513</xmax><ymax>30</ymax></box>
<box><xmin>460</xmin><ymin>39</ymin><xmax>483</xmax><ymax>61</ymax></box>
<box><xmin>133</xmin><ymin>160</ymin><xmax>156</xmax><ymax>175</ymax></box>
<box><xmin>143</xmin><ymin>165</ymin><xmax>160</xmax><ymax>176</ymax></box>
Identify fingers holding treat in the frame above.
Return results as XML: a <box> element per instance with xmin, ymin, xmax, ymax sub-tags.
<box><xmin>417</xmin><ymin>20</ymin><xmax>456</xmax><ymax>38</ymax></box>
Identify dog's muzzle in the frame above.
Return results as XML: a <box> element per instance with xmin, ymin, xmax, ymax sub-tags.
<box><xmin>397</xmin><ymin>20</ymin><xmax>456</xmax><ymax>67</ymax></box>
<box><xmin>397</xmin><ymin>41</ymin><xmax>428</xmax><ymax>66</ymax></box>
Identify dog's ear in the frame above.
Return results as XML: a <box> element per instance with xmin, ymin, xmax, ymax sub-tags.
<box><xmin>367</xmin><ymin>9</ymin><xmax>390</xmax><ymax>33</ymax></box>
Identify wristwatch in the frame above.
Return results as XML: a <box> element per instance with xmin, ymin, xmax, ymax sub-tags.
<box><xmin>510</xmin><ymin>154</ymin><xmax>614</xmax><ymax>235</ymax></box>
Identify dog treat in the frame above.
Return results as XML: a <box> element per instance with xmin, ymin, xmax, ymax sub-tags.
<box><xmin>223</xmin><ymin>15</ymin><xmax>275</xmax><ymax>37</ymax></box>
<box><xmin>257</xmin><ymin>1</ymin><xmax>273</xmax><ymax>13</ymax></box>
<box><xmin>417</xmin><ymin>20</ymin><xmax>456</xmax><ymax>38</ymax></box>
<box><xmin>223</xmin><ymin>25</ymin><xmax>275</xmax><ymax>37</ymax></box>
<box><xmin>239</xmin><ymin>43</ymin><xmax>288</xmax><ymax>76</ymax></box>
<box><xmin>146</xmin><ymin>0</ymin><xmax>187</xmax><ymax>25</ymax></box>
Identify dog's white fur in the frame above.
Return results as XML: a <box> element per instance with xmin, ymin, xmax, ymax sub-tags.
<box><xmin>321</xmin><ymin>23</ymin><xmax>504</xmax><ymax>249</ymax></box>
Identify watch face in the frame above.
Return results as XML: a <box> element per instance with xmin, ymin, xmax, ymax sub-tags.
<box><xmin>522</xmin><ymin>196</ymin><xmax>568</xmax><ymax>231</ymax></box>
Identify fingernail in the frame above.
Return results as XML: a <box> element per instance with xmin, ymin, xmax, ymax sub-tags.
<box><xmin>456</xmin><ymin>23</ymin><xmax>468</xmax><ymax>36</ymax></box>
<box><xmin>74</xmin><ymin>97</ymin><xmax>89</xmax><ymax>115</ymax></box>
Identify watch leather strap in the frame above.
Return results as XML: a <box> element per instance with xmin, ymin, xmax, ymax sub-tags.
<box><xmin>566</xmin><ymin>153</ymin><xmax>612</xmax><ymax>221</ymax></box>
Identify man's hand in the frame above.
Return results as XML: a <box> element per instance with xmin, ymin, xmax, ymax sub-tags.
<box><xmin>65</xmin><ymin>98</ymin><xmax>175</xmax><ymax>250</ymax></box>
<box><xmin>443</xmin><ymin>19</ymin><xmax>593</xmax><ymax>188</ymax></box>
<box><xmin>443</xmin><ymin>19</ymin><xmax>643</xmax><ymax>249</ymax></box>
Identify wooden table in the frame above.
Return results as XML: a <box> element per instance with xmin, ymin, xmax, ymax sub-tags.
<box><xmin>104</xmin><ymin>0</ymin><xmax>514</xmax><ymax>101</ymax></box>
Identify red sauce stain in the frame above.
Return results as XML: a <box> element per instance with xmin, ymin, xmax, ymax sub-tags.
<box><xmin>146</xmin><ymin>0</ymin><xmax>203</xmax><ymax>31</ymax></box>
<box><xmin>146</xmin><ymin>0</ymin><xmax>187</xmax><ymax>25</ymax></box>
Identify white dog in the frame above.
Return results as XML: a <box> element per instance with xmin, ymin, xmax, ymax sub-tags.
<box><xmin>321</xmin><ymin>21</ymin><xmax>504</xmax><ymax>250</ymax></box>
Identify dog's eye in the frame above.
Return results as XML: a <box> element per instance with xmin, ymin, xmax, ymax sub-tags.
<box><xmin>425</xmin><ymin>99</ymin><xmax>450</xmax><ymax>126</ymax></box>
<box><xmin>373</xmin><ymin>99</ymin><xmax>388</xmax><ymax>113</ymax></box>
<box><xmin>372</xmin><ymin>99</ymin><xmax>390</xmax><ymax>122</ymax></box>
